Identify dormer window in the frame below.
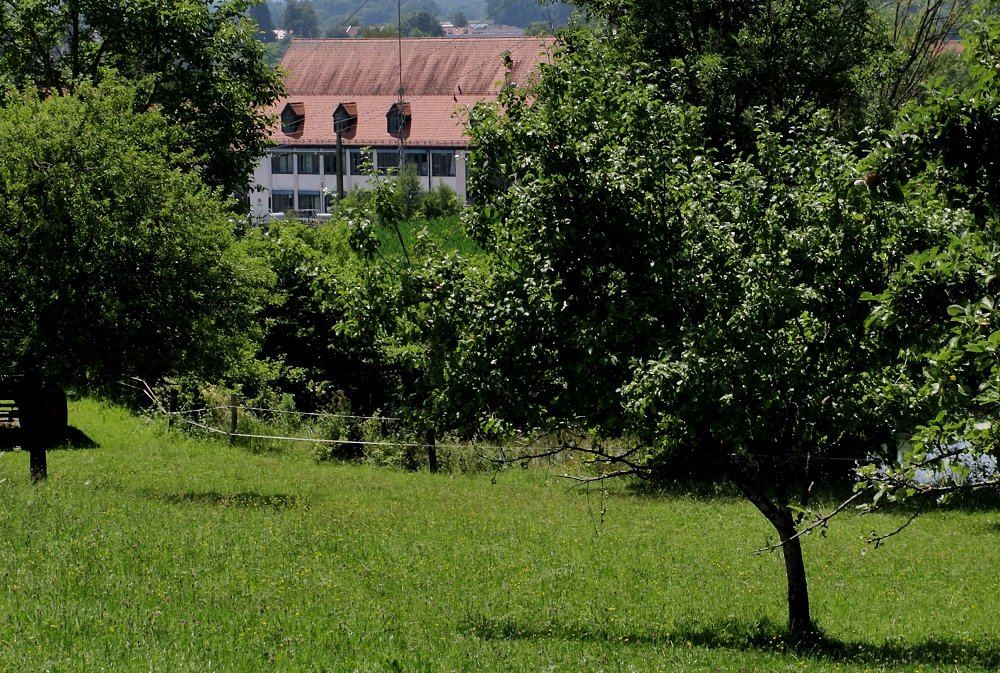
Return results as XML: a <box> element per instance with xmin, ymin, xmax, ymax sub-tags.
<box><xmin>281</xmin><ymin>102</ymin><xmax>305</xmax><ymax>135</ymax></box>
<box><xmin>386</xmin><ymin>101</ymin><xmax>411</xmax><ymax>137</ymax></box>
<box><xmin>332</xmin><ymin>102</ymin><xmax>358</xmax><ymax>135</ymax></box>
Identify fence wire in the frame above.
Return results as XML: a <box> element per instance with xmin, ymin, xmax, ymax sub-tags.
<box><xmin>164</xmin><ymin>404</ymin><xmax>505</xmax><ymax>452</ymax></box>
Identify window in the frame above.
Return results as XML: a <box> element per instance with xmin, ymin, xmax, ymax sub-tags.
<box><xmin>386</xmin><ymin>102</ymin><xmax>410</xmax><ymax>137</ymax></box>
<box><xmin>322</xmin><ymin>153</ymin><xmax>338</xmax><ymax>175</ymax></box>
<box><xmin>387</xmin><ymin>111</ymin><xmax>402</xmax><ymax>136</ymax></box>
<box><xmin>405</xmin><ymin>150</ymin><xmax>429</xmax><ymax>177</ymax></box>
<box><xmin>333</xmin><ymin>103</ymin><xmax>358</xmax><ymax>134</ymax></box>
<box><xmin>349</xmin><ymin>150</ymin><xmax>370</xmax><ymax>176</ymax></box>
<box><xmin>281</xmin><ymin>102</ymin><xmax>305</xmax><ymax>134</ymax></box>
<box><xmin>376</xmin><ymin>150</ymin><xmax>399</xmax><ymax>174</ymax></box>
<box><xmin>297</xmin><ymin>191</ymin><xmax>321</xmax><ymax>211</ymax></box>
<box><xmin>271</xmin><ymin>153</ymin><xmax>293</xmax><ymax>174</ymax></box>
<box><xmin>431</xmin><ymin>151</ymin><xmax>456</xmax><ymax>177</ymax></box>
<box><xmin>271</xmin><ymin>190</ymin><xmax>294</xmax><ymax>213</ymax></box>
<box><xmin>297</xmin><ymin>153</ymin><xmax>319</xmax><ymax>175</ymax></box>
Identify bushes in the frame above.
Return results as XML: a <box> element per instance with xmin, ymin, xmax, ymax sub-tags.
<box><xmin>245</xmin><ymin>219</ymin><xmax>402</xmax><ymax>415</ymax></box>
<box><xmin>420</xmin><ymin>184</ymin><xmax>462</xmax><ymax>220</ymax></box>
<box><xmin>0</xmin><ymin>79</ymin><xmax>269</xmax><ymax>388</ymax></box>
<box><xmin>335</xmin><ymin>165</ymin><xmax>463</xmax><ymax>224</ymax></box>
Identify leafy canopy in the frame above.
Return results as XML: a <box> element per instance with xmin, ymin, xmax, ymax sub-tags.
<box><xmin>0</xmin><ymin>79</ymin><xmax>271</xmax><ymax>387</ymax></box>
<box><xmin>0</xmin><ymin>0</ymin><xmax>284</xmax><ymax>194</ymax></box>
<box><xmin>449</xmin><ymin>8</ymin><xmax>960</xmax><ymax>641</ymax></box>
<box><xmin>857</xmin><ymin>7</ymin><xmax>1000</xmax><ymax>502</ymax></box>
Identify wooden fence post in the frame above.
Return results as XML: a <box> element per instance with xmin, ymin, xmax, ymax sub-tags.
<box><xmin>426</xmin><ymin>427</ymin><xmax>438</xmax><ymax>474</ymax></box>
<box><xmin>167</xmin><ymin>388</ymin><xmax>178</xmax><ymax>429</ymax></box>
<box><xmin>229</xmin><ymin>394</ymin><xmax>239</xmax><ymax>445</ymax></box>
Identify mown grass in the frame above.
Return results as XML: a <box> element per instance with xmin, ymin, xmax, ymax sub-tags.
<box><xmin>0</xmin><ymin>398</ymin><xmax>997</xmax><ymax>672</ymax></box>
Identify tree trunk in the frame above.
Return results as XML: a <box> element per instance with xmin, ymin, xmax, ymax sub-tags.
<box><xmin>732</xmin><ymin>475</ymin><xmax>819</xmax><ymax>645</ymax></box>
<box><xmin>28</xmin><ymin>447</ymin><xmax>47</xmax><ymax>483</ymax></box>
<box><xmin>772</xmin><ymin>508</ymin><xmax>817</xmax><ymax>645</ymax></box>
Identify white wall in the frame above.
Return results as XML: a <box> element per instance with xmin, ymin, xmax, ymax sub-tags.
<box><xmin>249</xmin><ymin>147</ymin><xmax>468</xmax><ymax>219</ymax></box>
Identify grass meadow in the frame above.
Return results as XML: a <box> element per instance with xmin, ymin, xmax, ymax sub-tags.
<box><xmin>0</xmin><ymin>398</ymin><xmax>997</xmax><ymax>672</ymax></box>
<box><xmin>376</xmin><ymin>215</ymin><xmax>484</xmax><ymax>260</ymax></box>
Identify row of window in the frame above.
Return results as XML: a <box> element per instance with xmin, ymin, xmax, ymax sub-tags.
<box><xmin>271</xmin><ymin>149</ymin><xmax>457</xmax><ymax>178</ymax></box>
<box><xmin>271</xmin><ymin>190</ymin><xmax>320</xmax><ymax>213</ymax></box>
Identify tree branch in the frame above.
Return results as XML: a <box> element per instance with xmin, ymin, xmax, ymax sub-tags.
<box><xmin>866</xmin><ymin>494</ymin><xmax>930</xmax><ymax>548</ymax></box>
<box><xmin>753</xmin><ymin>487</ymin><xmax>869</xmax><ymax>553</ymax></box>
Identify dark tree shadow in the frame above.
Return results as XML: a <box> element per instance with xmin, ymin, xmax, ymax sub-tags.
<box><xmin>149</xmin><ymin>490</ymin><xmax>306</xmax><ymax>512</ymax></box>
<box><xmin>463</xmin><ymin>615</ymin><xmax>1000</xmax><ymax>669</ymax></box>
<box><xmin>58</xmin><ymin>426</ymin><xmax>99</xmax><ymax>449</ymax></box>
<box><xmin>0</xmin><ymin>426</ymin><xmax>98</xmax><ymax>450</ymax></box>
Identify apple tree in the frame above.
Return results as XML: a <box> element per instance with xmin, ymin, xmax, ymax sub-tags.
<box><xmin>0</xmin><ymin>0</ymin><xmax>284</xmax><ymax>195</ymax></box>
<box><xmin>857</xmin><ymin>7</ymin><xmax>1000</xmax><ymax>504</ymax></box>
<box><xmin>0</xmin><ymin>80</ymin><xmax>270</xmax><ymax>388</ymax></box>
<box><xmin>448</xmin><ymin>14</ymin><xmax>953</xmax><ymax>643</ymax></box>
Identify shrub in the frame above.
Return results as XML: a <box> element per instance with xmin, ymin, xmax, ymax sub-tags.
<box><xmin>420</xmin><ymin>184</ymin><xmax>462</xmax><ymax>220</ymax></box>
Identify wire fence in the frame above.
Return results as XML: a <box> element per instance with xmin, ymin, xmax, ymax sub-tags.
<box><xmin>158</xmin><ymin>394</ymin><xmax>546</xmax><ymax>474</ymax></box>
<box><xmin>165</xmin><ymin>402</ymin><xmax>490</xmax><ymax>450</ymax></box>
<box><xmin>143</xmin><ymin>385</ymin><xmax>879</xmax><ymax>484</ymax></box>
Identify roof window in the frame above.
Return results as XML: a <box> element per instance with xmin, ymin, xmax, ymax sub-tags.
<box><xmin>386</xmin><ymin>101</ymin><xmax>411</xmax><ymax>138</ymax></box>
<box><xmin>332</xmin><ymin>102</ymin><xmax>358</xmax><ymax>135</ymax></box>
<box><xmin>281</xmin><ymin>102</ymin><xmax>305</xmax><ymax>135</ymax></box>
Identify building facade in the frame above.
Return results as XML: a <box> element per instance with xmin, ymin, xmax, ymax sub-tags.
<box><xmin>249</xmin><ymin>37</ymin><xmax>553</xmax><ymax>219</ymax></box>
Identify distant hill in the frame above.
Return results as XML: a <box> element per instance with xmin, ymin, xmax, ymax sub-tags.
<box><xmin>260</xmin><ymin>0</ymin><xmax>577</xmax><ymax>37</ymax></box>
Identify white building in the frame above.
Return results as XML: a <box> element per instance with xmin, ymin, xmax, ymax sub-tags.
<box><xmin>249</xmin><ymin>37</ymin><xmax>553</xmax><ymax>219</ymax></box>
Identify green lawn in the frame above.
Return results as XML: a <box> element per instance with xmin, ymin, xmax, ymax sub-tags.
<box><xmin>0</xmin><ymin>398</ymin><xmax>997</xmax><ymax>672</ymax></box>
<box><xmin>376</xmin><ymin>214</ymin><xmax>485</xmax><ymax>261</ymax></box>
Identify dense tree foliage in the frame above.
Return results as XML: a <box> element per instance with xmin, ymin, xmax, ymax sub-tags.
<box><xmin>338</xmin><ymin>172</ymin><xmax>479</xmax><ymax>445</ymax></box>
<box><xmin>0</xmin><ymin>0</ymin><xmax>284</xmax><ymax>195</ymax></box>
<box><xmin>283</xmin><ymin>0</ymin><xmax>321</xmax><ymax>36</ymax></box>
<box><xmin>246</xmin><ymin>220</ymin><xmax>401</xmax><ymax>413</ymax></box>
<box><xmin>280</xmin><ymin>0</ymin><xmax>571</xmax><ymax>33</ymax></box>
<box><xmin>0</xmin><ymin>81</ymin><xmax>270</xmax><ymax>388</ymax></box>
<box><xmin>442</xmin><ymin>1</ymin><xmax>980</xmax><ymax>642</ymax></box>
<box><xmin>248</xmin><ymin>0</ymin><xmax>277</xmax><ymax>41</ymax></box>
<box><xmin>294</xmin><ymin>0</ymin><xmax>447</xmax><ymax>32</ymax></box>
<box><xmin>400</xmin><ymin>11</ymin><xmax>446</xmax><ymax>36</ymax></box>
<box><xmin>571</xmin><ymin>0</ymin><xmax>881</xmax><ymax>154</ymax></box>
<box><xmin>857</xmin><ymin>8</ymin><xmax>1000</xmax><ymax>502</ymax></box>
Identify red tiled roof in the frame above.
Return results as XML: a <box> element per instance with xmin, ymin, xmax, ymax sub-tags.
<box><xmin>268</xmin><ymin>94</ymin><xmax>490</xmax><ymax>148</ymax></box>
<box><xmin>280</xmin><ymin>37</ymin><xmax>553</xmax><ymax>95</ymax></box>
<box><xmin>266</xmin><ymin>37</ymin><xmax>554</xmax><ymax>149</ymax></box>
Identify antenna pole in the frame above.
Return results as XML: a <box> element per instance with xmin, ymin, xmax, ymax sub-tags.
<box><xmin>397</xmin><ymin>0</ymin><xmax>405</xmax><ymax>160</ymax></box>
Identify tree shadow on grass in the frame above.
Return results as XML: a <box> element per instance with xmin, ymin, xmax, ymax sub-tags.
<box><xmin>148</xmin><ymin>490</ymin><xmax>306</xmax><ymax>512</ymax></box>
<box><xmin>678</xmin><ymin>619</ymin><xmax>1000</xmax><ymax>669</ymax></box>
<box><xmin>464</xmin><ymin>614</ymin><xmax>1000</xmax><ymax>669</ymax></box>
<box><xmin>58</xmin><ymin>426</ymin><xmax>98</xmax><ymax>449</ymax></box>
<box><xmin>0</xmin><ymin>425</ymin><xmax>97</xmax><ymax>450</ymax></box>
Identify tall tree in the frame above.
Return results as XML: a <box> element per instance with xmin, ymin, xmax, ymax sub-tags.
<box><xmin>873</xmin><ymin>0</ymin><xmax>976</xmax><ymax>111</ymax></box>
<box><xmin>0</xmin><ymin>79</ymin><xmax>271</xmax><ymax>387</ymax></box>
<box><xmin>485</xmin><ymin>0</ymin><xmax>573</xmax><ymax>27</ymax></box>
<box><xmin>0</xmin><ymin>0</ymin><xmax>284</xmax><ymax>195</ymax></box>
<box><xmin>248</xmin><ymin>0</ymin><xmax>277</xmax><ymax>41</ymax></box>
<box><xmin>400</xmin><ymin>11</ymin><xmax>446</xmax><ymax>36</ymax></box>
<box><xmin>283</xmin><ymin>0</ymin><xmax>320</xmax><ymax>36</ymax></box>
<box><xmin>448</xmin><ymin>7</ymin><xmax>949</xmax><ymax>643</ymax></box>
<box><xmin>858</xmin><ymin>7</ymin><xmax>1000</xmax><ymax>504</ymax></box>
<box><xmin>578</xmin><ymin>0</ymin><xmax>881</xmax><ymax>153</ymax></box>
